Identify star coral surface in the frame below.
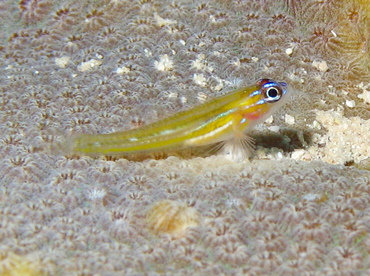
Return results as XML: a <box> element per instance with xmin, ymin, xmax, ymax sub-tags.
<box><xmin>0</xmin><ymin>0</ymin><xmax>370</xmax><ymax>274</ymax></box>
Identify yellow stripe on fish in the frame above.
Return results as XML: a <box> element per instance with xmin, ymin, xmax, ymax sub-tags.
<box><xmin>67</xmin><ymin>79</ymin><xmax>289</xmax><ymax>161</ymax></box>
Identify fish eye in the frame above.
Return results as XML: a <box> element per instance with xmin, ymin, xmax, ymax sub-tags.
<box><xmin>263</xmin><ymin>85</ymin><xmax>282</xmax><ymax>103</ymax></box>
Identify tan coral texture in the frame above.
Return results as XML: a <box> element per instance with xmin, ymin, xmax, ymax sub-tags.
<box><xmin>0</xmin><ymin>0</ymin><xmax>370</xmax><ymax>275</ymax></box>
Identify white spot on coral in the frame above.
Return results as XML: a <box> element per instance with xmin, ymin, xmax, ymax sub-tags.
<box><xmin>345</xmin><ymin>99</ymin><xmax>355</xmax><ymax>108</ymax></box>
<box><xmin>212</xmin><ymin>51</ymin><xmax>221</xmax><ymax>57</ymax></box>
<box><xmin>268</xmin><ymin>126</ymin><xmax>280</xmax><ymax>132</ymax></box>
<box><xmin>144</xmin><ymin>49</ymin><xmax>152</xmax><ymax>57</ymax></box>
<box><xmin>180</xmin><ymin>96</ymin><xmax>187</xmax><ymax>104</ymax></box>
<box><xmin>312</xmin><ymin>60</ymin><xmax>328</xmax><ymax>72</ymax></box>
<box><xmin>212</xmin><ymin>76</ymin><xmax>224</xmax><ymax>91</ymax></box>
<box><xmin>302</xmin><ymin>193</ymin><xmax>320</xmax><ymax>201</ymax></box>
<box><xmin>193</xmin><ymin>73</ymin><xmax>207</xmax><ymax>87</ymax></box>
<box><xmin>284</xmin><ymin>114</ymin><xmax>295</xmax><ymax>125</ymax></box>
<box><xmin>192</xmin><ymin>54</ymin><xmax>213</xmax><ymax>72</ymax></box>
<box><xmin>291</xmin><ymin>149</ymin><xmax>305</xmax><ymax>159</ymax></box>
<box><xmin>154</xmin><ymin>13</ymin><xmax>177</xmax><ymax>27</ymax></box>
<box><xmin>88</xmin><ymin>188</ymin><xmax>107</xmax><ymax>200</ymax></box>
<box><xmin>265</xmin><ymin>116</ymin><xmax>274</xmax><ymax>124</ymax></box>
<box><xmin>166</xmin><ymin>92</ymin><xmax>178</xmax><ymax>98</ymax></box>
<box><xmin>357</xmin><ymin>82</ymin><xmax>370</xmax><ymax>104</ymax></box>
<box><xmin>77</xmin><ymin>59</ymin><xmax>103</xmax><ymax>72</ymax></box>
<box><xmin>233</xmin><ymin>60</ymin><xmax>241</xmax><ymax>67</ymax></box>
<box><xmin>116</xmin><ymin>66</ymin><xmax>130</xmax><ymax>75</ymax></box>
<box><xmin>95</xmin><ymin>53</ymin><xmax>104</xmax><ymax>59</ymax></box>
<box><xmin>154</xmin><ymin>54</ymin><xmax>174</xmax><ymax>71</ymax></box>
<box><xmin>225</xmin><ymin>197</ymin><xmax>241</xmax><ymax>208</ymax></box>
<box><xmin>307</xmin><ymin>120</ymin><xmax>322</xmax><ymax>130</ymax></box>
<box><xmin>285</xmin><ymin>47</ymin><xmax>293</xmax><ymax>55</ymax></box>
<box><xmin>55</xmin><ymin>56</ymin><xmax>70</xmax><ymax>68</ymax></box>
<box><xmin>276</xmin><ymin>152</ymin><xmax>283</xmax><ymax>159</ymax></box>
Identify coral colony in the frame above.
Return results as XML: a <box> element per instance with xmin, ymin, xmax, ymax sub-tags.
<box><xmin>0</xmin><ymin>0</ymin><xmax>369</xmax><ymax>274</ymax></box>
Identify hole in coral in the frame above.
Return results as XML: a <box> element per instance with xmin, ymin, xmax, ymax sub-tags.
<box><xmin>251</xmin><ymin>128</ymin><xmax>313</xmax><ymax>153</ymax></box>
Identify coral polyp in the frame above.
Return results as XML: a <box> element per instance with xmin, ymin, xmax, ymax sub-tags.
<box><xmin>19</xmin><ymin>0</ymin><xmax>52</xmax><ymax>23</ymax></box>
<box><xmin>146</xmin><ymin>200</ymin><xmax>200</xmax><ymax>238</ymax></box>
<box><xmin>51</xmin><ymin>7</ymin><xmax>79</xmax><ymax>31</ymax></box>
<box><xmin>0</xmin><ymin>0</ymin><xmax>370</xmax><ymax>274</ymax></box>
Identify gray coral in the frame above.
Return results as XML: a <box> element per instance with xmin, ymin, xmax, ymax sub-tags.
<box><xmin>0</xmin><ymin>0</ymin><xmax>370</xmax><ymax>275</ymax></box>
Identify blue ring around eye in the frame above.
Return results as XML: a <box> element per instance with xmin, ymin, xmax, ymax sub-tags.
<box><xmin>262</xmin><ymin>81</ymin><xmax>283</xmax><ymax>103</ymax></box>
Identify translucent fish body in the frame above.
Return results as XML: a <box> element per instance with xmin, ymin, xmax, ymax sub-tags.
<box><xmin>69</xmin><ymin>79</ymin><xmax>289</xmax><ymax>157</ymax></box>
